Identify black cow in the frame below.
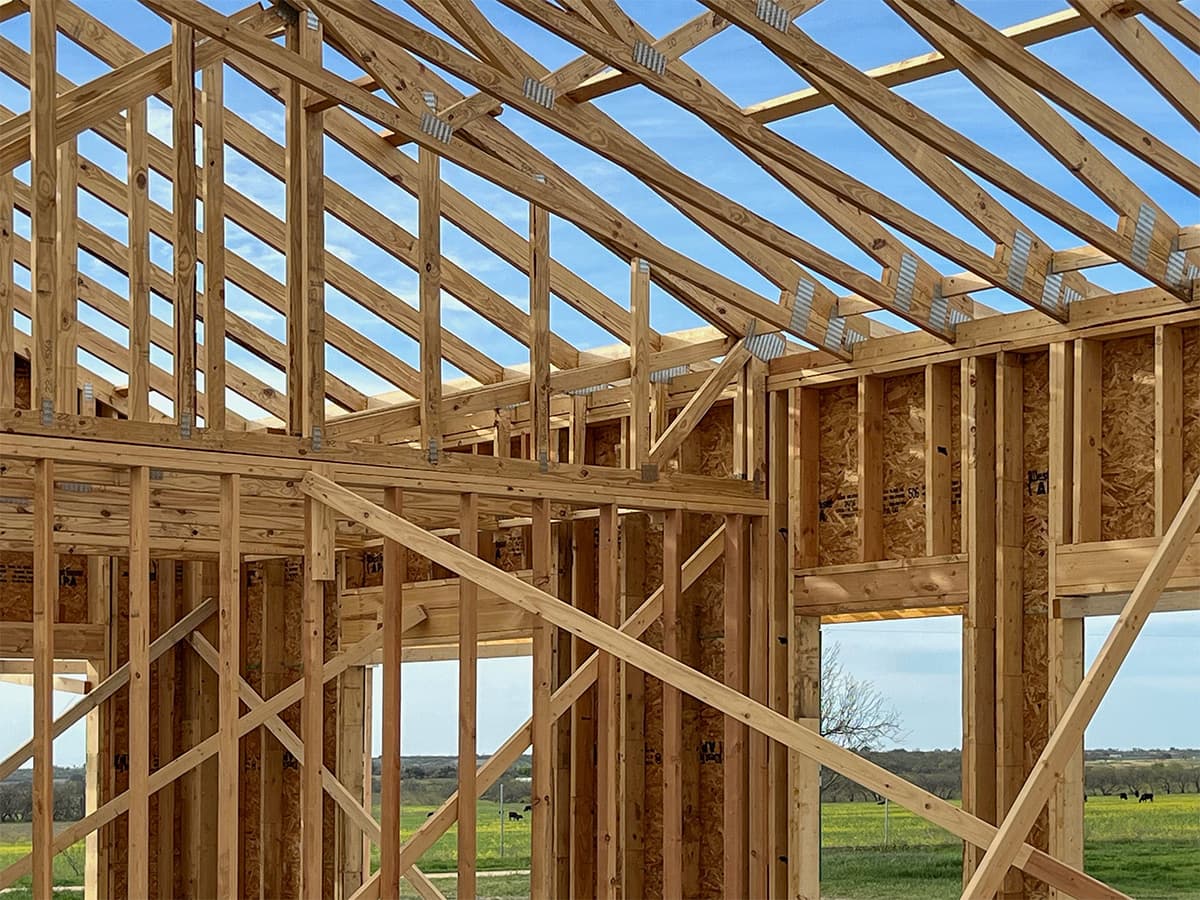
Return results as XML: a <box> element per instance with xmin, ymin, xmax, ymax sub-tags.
<box><xmin>1119</xmin><ymin>792</ymin><xmax>1128</xmax><ymax>800</ymax></box>
<box><xmin>426</xmin><ymin>811</ymin><xmax>435</xmax><ymax>817</ymax></box>
<box><xmin>524</xmin><ymin>804</ymin><xmax>533</xmax><ymax>812</ymax></box>
<box><xmin>1139</xmin><ymin>792</ymin><xmax>1154</xmax><ymax>803</ymax></box>
<box><xmin>508</xmin><ymin>810</ymin><xmax>524</xmax><ymax>821</ymax></box>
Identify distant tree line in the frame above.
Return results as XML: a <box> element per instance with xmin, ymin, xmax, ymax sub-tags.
<box><xmin>0</xmin><ymin>773</ymin><xmax>86</xmax><ymax>822</ymax></box>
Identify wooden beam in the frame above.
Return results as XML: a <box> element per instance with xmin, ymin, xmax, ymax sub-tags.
<box><xmin>767</xmin><ymin>389</ymin><xmax>793</xmax><ymax>898</ymax></box>
<box><xmin>1155</xmin><ymin>325</ymin><xmax>1184</xmax><ymax>535</ymax></box>
<box><xmin>30</xmin><ymin>0</ymin><xmax>55</xmax><ymax>417</ymax></box>
<box><xmin>31</xmin><ymin>458</ymin><xmax>54</xmax><ymax>897</ymax></box>
<box><xmin>595</xmin><ymin>503</ymin><xmax>620</xmax><ymax>896</ymax></box>
<box><xmin>529</xmin><ymin>188</ymin><xmax>550</xmax><ymax>466</ymax></box>
<box><xmin>304</xmin><ymin>476</ymin><xmax>335</xmax><ymax>897</ymax></box>
<box><xmin>530</xmin><ymin>498</ymin><xmax>554</xmax><ymax>900</ymax></box>
<box><xmin>661</xmin><ymin>506</ymin><xmax>683</xmax><ymax>900</ymax></box>
<box><xmin>127</xmin><ymin>99</ymin><xmax>151</xmax><ymax>421</ymax></box>
<box><xmin>629</xmin><ymin>258</ymin><xmax>651</xmax><ymax>468</ymax></box>
<box><xmin>458</xmin><ymin>491</ymin><xmax>479</xmax><ymax>900</ymax></box>
<box><xmin>857</xmin><ymin>374</ymin><xmax>883</xmax><ymax>562</ymax></box>
<box><xmin>128</xmin><ymin>467</ymin><xmax>151</xmax><ymax>898</ymax></box>
<box><xmin>994</xmin><ymin>351</ymin><xmax>1023</xmax><ymax>900</ymax></box>
<box><xmin>55</xmin><ymin>136</ymin><xmax>77</xmax><ymax>413</ymax></box>
<box><xmin>0</xmin><ymin>170</ymin><xmax>12</xmax><ymax>408</ymax></box>
<box><xmin>420</xmin><ymin>96</ymin><xmax>442</xmax><ymax>460</ymax></box>
<box><xmin>1074</xmin><ymin>340</ymin><xmax>1102</xmax><ymax>542</ymax></box>
<box><xmin>202</xmin><ymin>62</ymin><xmax>226</xmax><ymax>430</ymax></box>
<box><xmin>961</xmin><ymin>355</ymin><xmax>996</xmax><ymax>879</ymax></box>
<box><xmin>172</xmin><ymin>21</ymin><xmax>198</xmax><ymax>433</ymax></box>
<box><xmin>647</xmin><ymin>340</ymin><xmax>751</xmax><ymax>467</ymax></box>
<box><xmin>301</xmin><ymin>16</ymin><xmax>326</xmax><ymax>440</ymax></box>
<box><xmin>304</xmin><ymin>471</ymin><xmax>1125</xmax><ymax>899</ymax></box>
<box><xmin>966</xmin><ymin>472</ymin><xmax>1200</xmax><ymax>897</ymax></box>
<box><xmin>380</xmin><ymin>486</ymin><xmax>404</xmax><ymax>898</ymax></box>
<box><xmin>723</xmin><ymin>513</ymin><xmax>749</xmax><ymax>899</ymax></box>
<box><xmin>217</xmin><ymin>473</ymin><xmax>240</xmax><ymax>897</ymax></box>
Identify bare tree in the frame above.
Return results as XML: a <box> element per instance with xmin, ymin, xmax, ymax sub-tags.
<box><xmin>819</xmin><ymin>642</ymin><xmax>904</xmax><ymax>795</ymax></box>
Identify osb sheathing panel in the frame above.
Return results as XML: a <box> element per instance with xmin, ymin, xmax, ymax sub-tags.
<box><xmin>0</xmin><ymin>551</ymin><xmax>89</xmax><ymax>622</ymax></box>
<box><xmin>241</xmin><ymin>562</ymin><xmax>265</xmax><ymax>900</ymax></box>
<box><xmin>639</xmin><ymin>516</ymin><xmax>666</xmax><ymax>900</ymax></box>
<box><xmin>677</xmin><ymin>402</ymin><xmax>731</xmax><ymax>900</ymax></box>
<box><xmin>1182</xmin><ymin>327</ymin><xmax>1200</xmax><ymax>489</ymax></box>
<box><xmin>1022</xmin><ymin>352</ymin><xmax>1051</xmax><ymax>900</ymax></box>
<box><xmin>109</xmin><ymin>558</ymin><xmax>132</xmax><ymax>899</ymax></box>
<box><xmin>280</xmin><ymin>559</ymin><xmax>304</xmax><ymax>898</ymax></box>
<box><xmin>817</xmin><ymin>384</ymin><xmax>858</xmax><ymax>567</ymax></box>
<box><xmin>951</xmin><ymin>376</ymin><xmax>963</xmax><ymax>554</ymax></box>
<box><xmin>883</xmin><ymin>373</ymin><xmax>925</xmax><ymax>560</ymax></box>
<box><xmin>1101</xmin><ymin>335</ymin><xmax>1156</xmax><ymax>541</ymax></box>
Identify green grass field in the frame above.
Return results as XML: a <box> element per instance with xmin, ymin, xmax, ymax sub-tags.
<box><xmin>0</xmin><ymin>794</ymin><xmax>1195</xmax><ymax>898</ymax></box>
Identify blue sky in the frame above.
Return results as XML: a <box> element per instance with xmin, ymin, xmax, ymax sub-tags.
<box><xmin>1</xmin><ymin>0</ymin><xmax>1198</xmax><ymax>763</ymax></box>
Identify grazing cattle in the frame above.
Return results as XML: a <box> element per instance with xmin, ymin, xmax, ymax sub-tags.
<box><xmin>1139</xmin><ymin>792</ymin><xmax>1154</xmax><ymax>803</ymax></box>
<box><xmin>426</xmin><ymin>811</ymin><xmax>435</xmax><ymax>817</ymax></box>
<box><xmin>524</xmin><ymin>804</ymin><xmax>533</xmax><ymax>812</ymax></box>
<box><xmin>508</xmin><ymin>810</ymin><xmax>524</xmax><ymax>821</ymax></box>
<box><xmin>1119</xmin><ymin>792</ymin><xmax>1128</xmax><ymax>800</ymax></box>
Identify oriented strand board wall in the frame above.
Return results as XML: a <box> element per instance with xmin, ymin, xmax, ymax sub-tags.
<box><xmin>883</xmin><ymin>373</ymin><xmax>925</xmax><ymax>560</ymax></box>
<box><xmin>818</xmin><ymin>385</ymin><xmax>858</xmax><ymax>566</ymax></box>
<box><xmin>1101</xmin><ymin>336</ymin><xmax>1156</xmax><ymax>541</ymax></box>
<box><xmin>1022</xmin><ymin>352</ymin><xmax>1051</xmax><ymax>900</ymax></box>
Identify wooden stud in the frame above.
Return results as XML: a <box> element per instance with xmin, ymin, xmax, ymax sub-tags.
<box><xmin>172</xmin><ymin>21</ymin><xmax>198</xmax><ymax>433</ymax></box>
<box><xmin>217</xmin><ymin>473</ymin><xmax>240</xmax><ymax>897</ymax></box>
<box><xmin>420</xmin><ymin>98</ymin><xmax>442</xmax><ymax>461</ymax></box>
<box><xmin>285</xmin><ymin>18</ymin><xmax>305</xmax><ymax>434</ymax></box>
<box><xmin>30</xmin><ymin>0</ymin><xmax>56</xmax><ymax>417</ymax></box>
<box><xmin>302</xmin><ymin>17</ymin><xmax>325</xmax><ymax>440</ymax></box>
<box><xmin>202</xmin><ymin>63</ymin><xmax>226</xmax><ymax>430</ymax></box>
<box><xmin>531</xmin><ymin>498</ymin><xmax>554</xmax><ymax>899</ymax></box>
<box><xmin>995</xmin><ymin>351</ymin><xmax>1023</xmax><ymax>900</ymax></box>
<box><xmin>620</xmin><ymin>511</ymin><xmax>646</xmax><ymax>900</ymax></box>
<box><xmin>530</xmin><ymin>191</ymin><xmax>550</xmax><ymax>466</ymax></box>
<box><xmin>1073</xmin><ymin>339</ymin><xmax>1102</xmax><ymax>543</ymax></box>
<box><xmin>84</xmin><ymin>555</ymin><xmax>111</xmax><ymax>900</ymax></box>
<box><xmin>55</xmin><ymin>137</ymin><xmax>77</xmax><ymax>413</ymax></box>
<box><xmin>961</xmin><ymin>355</ymin><xmax>996</xmax><ymax>880</ymax></box>
<box><xmin>127</xmin><ymin>100</ymin><xmax>151</xmax><ymax>421</ymax></box>
<box><xmin>767</xmin><ymin>389</ymin><xmax>791</xmax><ymax>898</ymax></box>
<box><xmin>128</xmin><ymin>466</ymin><xmax>152</xmax><ymax>899</ymax></box>
<box><xmin>724</xmin><ymin>513</ymin><xmax>749</xmax><ymax>899</ymax></box>
<box><xmin>0</xmin><ymin>170</ymin><xmax>12</xmax><ymax>408</ymax></box>
<box><xmin>380</xmin><ymin>487</ymin><xmax>404</xmax><ymax>899</ymax></box>
<box><xmin>629</xmin><ymin>258</ymin><xmax>651</xmax><ymax>468</ymax></box>
<box><xmin>303</xmin><ymin>482</ymin><xmax>334</xmax><ymax>897</ymax></box>
<box><xmin>661</xmin><ymin>506</ymin><xmax>683</xmax><ymax>900</ymax></box>
<box><xmin>790</xmin><ymin>615</ymin><xmax>821</xmax><ymax>900</ymax></box>
<box><xmin>926</xmin><ymin>362</ymin><xmax>954</xmax><ymax>556</ymax></box>
<box><xmin>31</xmin><ymin>458</ymin><xmax>54</xmax><ymax>897</ymax></box>
<box><xmin>260</xmin><ymin>558</ymin><xmax>286</xmax><ymax>900</ymax></box>
<box><xmin>1155</xmin><ymin>325</ymin><xmax>1184</xmax><ymax>535</ymax></box>
<box><xmin>595</xmin><ymin>503</ymin><xmax>620</xmax><ymax>896</ymax></box>
<box><xmin>858</xmin><ymin>374</ymin><xmax>884</xmax><ymax>561</ymax></box>
<box><xmin>458</xmin><ymin>491</ymin><xmax>479</xmax><ymax>900</ymax></box>
<box><xmin>570</xmin><ymin>509</ymin><xmax>597</xmax><ymax>900</ymax></box>
<box><xmin>155</xmin><ymin>562</ymin><xmax>177</xmax><ymax>898</ymax></box>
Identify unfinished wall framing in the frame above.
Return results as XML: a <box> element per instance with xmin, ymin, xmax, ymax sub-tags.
<box><xmin>1</xmin><ymin>1</ymin><xmax>1198</xmax><ymax>898</ymax></box>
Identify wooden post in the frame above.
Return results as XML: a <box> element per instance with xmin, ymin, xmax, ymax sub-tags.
<box><xmin>629</xmin><ymin>259</ymin><xmax>652</xmax><ymax>468</ymax></box>
<box><xmin>531</xmin><ymin>498</ymin><xmax>555</xmax><ymax>899</ymax></box>
<box><xmin>1048</xmin><ymin>342</ymin><xmax>1083</xmax><ymax>898</ymax></box>
<box><xmin>55</xmin><ymin>137</ymin><xmax>77</xmax><ymax>413</ymax></box>
<box><xmin>791</xmin><ymin>387</ymin><xmax>822</xmax><ymax>900</ymax></box>
<box><xmin>858</xmin><ymin>375</ymin><xmax>884</xmax><ymax>561</ymax></box>
<box><xmin>571</xmin><ymin>510</ymin><xmax>597</xmax><ymax>899</ymax></box>
<box><xmin>459</xmin><ymin>491</ymin><xmax>479</xmax><ymax>900</ymax></box>
<box><xmin>172</xmin><ymin>21</ymin><xmax>197</xmax><ymax>434</ymax></box>
<box><xmin>0</xmin><ymin>170</ymin><xmax>12</xmax><ymax>409</ymax></box>
<box><xmin>303</xmin><ymin>473</ymin><xmax>335</xmax><ymax>898</ymax></box>
<box><xmin>747</xmin><ymin>363</ymin><xmax>770</xmax><ymax>898</ymax></box>
<box><xmin>85</xmin><ymin>556</ymin><xmax>112</xmax><ymax>900</ymax></box>
<box><xmin>620</xmin><ymin>511</ymin><xmax>646</xmax><ymax>900</ymax></box>
<box><xmin>926</xmin><ymin>362</ymin><xmax>954</xmax><ymax>556</ymax></box>
<box><xmin>961</xmin><ymin>356</ymin><xmax>997</xmax><ymax>880</ymax></box>
<box><xmin>1073</xmin><ymin>340</ymin><xmax>1102</xmax><ymax>544</ymax></box>
<box><xmin>596</xmin><ymin>503</ymin><xmax>620</xmax><ymax>896</ymax></box>
<box><xmin>380</xmin><ymin>487</ymin><xmax>404</xmax><ymax>899</ymax></box>
<box><xmin>661</xmin><ymin>507</ymin><xmax>683</xmax><ymax>900</ymax></box>
<box><xmin>32</xmin><ymin>458</ymin><xmax>55</xmax><ymax>897</ymax></box>
<box><xmin>995</xmin><ymin>352</ymin><xmax>1024</xmax><ymax>900</ymax></box>
<box><xmin>530</xmin><ymin>185</ymin><xmax>550</xmax><ymax>467</ymax></box>
<box><xmin>30</xmin><ymin>0</ymin><xmax>56</xmax><ymax>417</ymax></box>
<box><xmin>724</xmin><ymin>513</ymin><xmax>749</xmax><ymax>899</ymax></box>
<box><xmin>128</xmin><ymin>467</ymin><xmax>151</xmax><ymax>899</ymax></box>
<box><xmin>767</xmin><ymin>389</ymin><xmax>792</xmax><ymax>899</ymax></box>
<box><xmin>1155</xmin><ymin>325</ymin><xmax>1184</xmax><ymax>535</ymax></box>
<box><xmin>217</xmin><ymin>474</ymin><xmax>240</xmax><ymax>896</ymax></box>
<box><xmin>419</xmin><ymin>94</ymin><xmax>442</xmax><ymax>461</ymax></box>
<box><xmin>260</xmin><ymin>559</ymin><xmax>286</xmax><ymax>900</ymax></box>
<box><xmin>126</xmin><ymin>101</ymin><xmax>150</xmax><ymax>422</ymax></box>
<box><xmin>202</xmin><ymin>63</ymin><xmax>226</xmax><ymax>431</ymax></box>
